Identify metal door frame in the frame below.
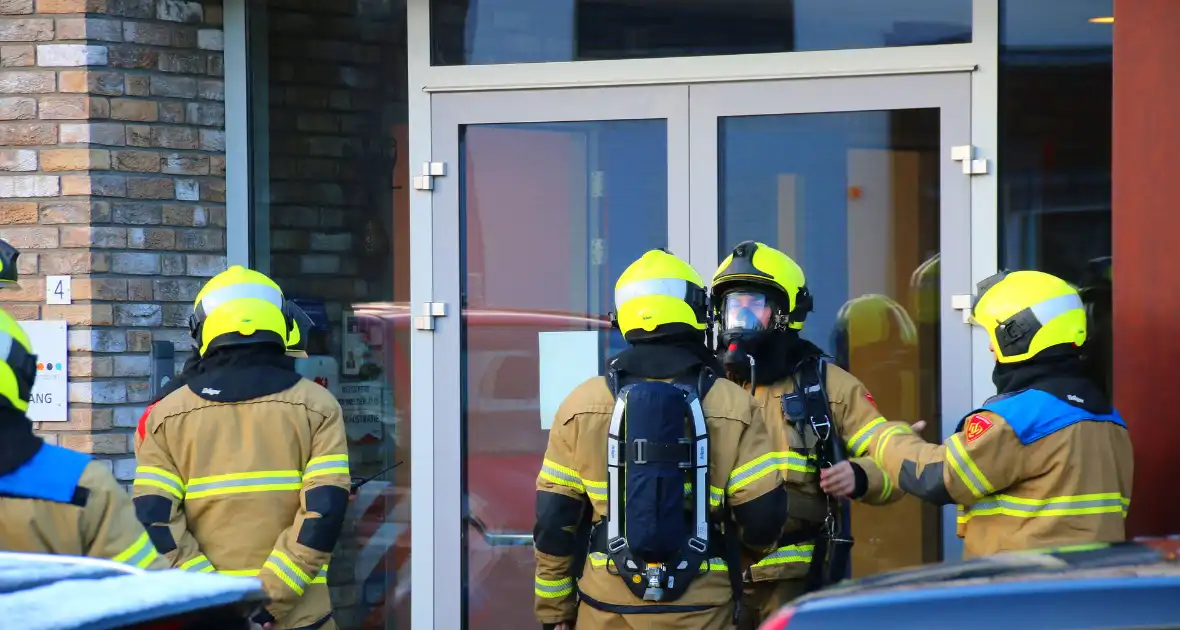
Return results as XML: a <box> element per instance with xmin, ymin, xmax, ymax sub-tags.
<box><xmin>689</xmin><ymin>73</ymin><xmax>976</xmax><ymax>561</ymax></box>
<box><xmin>425</xmin><ymin>87</ymin><xmax>689</xmax><ymax>630</ymax></box>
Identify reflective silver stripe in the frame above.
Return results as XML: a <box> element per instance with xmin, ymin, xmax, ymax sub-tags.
<box><xmin>1030</xmin><ymin>293</ymin><xmax>1084</xmax><ymax>326</ymax></box>
<box><xmin>968</xmin><ymin>495</ymin><xmax>1126</xmax><ymax>516</ymax></box>
<box><xmin>539</xmin><ymin>463</ymin><xmax>583</xmax><ymax>490</ymax></box>
<box><xmin>534</xmin><ymin>576</ymin><xmax>573</xmax><ymax>595</ymax></box>
<box><xmin>185</xmin><ymin>474</ymin><xmax>302</xmax><ymax>495</ymax></box>
<box><xmin>303</xmin><ymin>459</ymin><xmax>347</xmax><ymax>475</ymax></box>
<box><xmin>181</xmin><ymin>558</ymin><xmax>214</xmax><ymax>572</ymax></box>
<box><xmin>122</xmin><ymin>538</ymin><xmax>158</xmax><ymax>568</ymax></box>
<box><xmin>198</xmin><ymin>283</ymin><xmax>284</xmax><ymax>312</ymax></box>
<box><xmin>614</xmin><ymin>278</ymin><xmax>690</xmax><ymax>308</ymax></box>
<box><xmin>945</xmin><ymin>439</ymin><xmax>991</xmax><ymax>498</ymax></box>
<box><xmin>266</xmin><ymin>552</ymin><xmax>308</xmax><ymax>591</ymax></box>
<box><xmin>728</xmin><ymin>456</ymin><xmax>777</xmax><ymax>489</ymax></box>
<box><xmin>754</xmin><ymin>544</ymin><xmax>815</xmax><ymax>566</ymax></box>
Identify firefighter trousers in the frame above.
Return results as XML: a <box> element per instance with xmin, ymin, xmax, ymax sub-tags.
<box><xmin>576</xmin><ymin>601</ymin><xmax>735</xmax><ymax>630</ymax></box>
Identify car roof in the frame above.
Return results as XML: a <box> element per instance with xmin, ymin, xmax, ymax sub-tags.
<box><xmin>0</xmin><ymin>552</ymin><xmax>268</xmax><ymax>630</ymax></box>
<box><xmin>794</xmin><ymin>538</ymin><xmax>1180</xmax><ymax>608</ymax></box>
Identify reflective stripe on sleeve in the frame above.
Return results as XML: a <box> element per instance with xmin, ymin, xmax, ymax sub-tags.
<box><xmin>112</xmin><ymin>532</ymin><xmax>160</xmax><ymax>569</ymax></box>
<box><xmin>709</xmin><ymin>485</ymin><xmax>724</xmax><ymax>507</ymax></box>
<box><xmin>185</xmin><ymin>470</ymin><xmax>302</xmax><ymax>500</ymax></box>
<box><xmin>220</xmin><ymin>563</ymin><xmax>328</xmax><ymax>581</ymax></box>
<box><xmin>728</xmin><ymin>452</ymin><xmax>779</xmax><ymax>494</ymax></box>
<box><xmin>538</xmin><ymin>459</ymin><xmax>585</xmax><ymax>493</ymax></box>
<box><xmin>872</xmin><ymin>425</ymin><xmax>910</xmax><ymax>471</ymax></box>
<box><xmin>179</xmin><ymin>555</ymin><xmax>215</xmax><ymax>573</ymax></box>
<box><xmin>304</xmin><ymin>454</ymin><xmax>349</xmax><ymax>479</ymax></box>
<box><xmin>945</xmin><ymin>434</ymin><xmax>995</xmax><ymax>498</ymax></box>
<box><xmin>781</xmin><ymin>451</ymin><xmax>816</xmax><ymax>475</ymax></box>
<box><xmin>961</xmin><ymin>492</ymin><xmax>1130</xmax><ymax>521</ymax></box>
<box><xmin>133</xmin><ymin>466</ymin><xmax>185</xmax><ymax>500</ymax></box>
<box><xmin>583</xmin><ymin>479</ymin><xmax>607</xmax><ymax>502</ymax></box>
<box><xmin>847</xmin><ymin>417</ymin><xmax>887</xmax><ymax>457</ymax></box>
<box><xmin>263</xmin><ymin>550</ymin><xmax>313</xmax><ymax>596</ymax></box>
<box><xmin>535</xmin><ymin>575</ymin><xmax>574</xmax><ymax>599</ymax></box>
<box><xmin>751</xmin><ymin>544</ymin><xmax>815</xmax><ymax>568</ymax></box>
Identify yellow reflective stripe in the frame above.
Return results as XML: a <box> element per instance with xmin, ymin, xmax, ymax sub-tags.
<box><xmin>847</xmin><ymin>417</ymin><xmax>886</xmax><ymax>457</ymax></box>
<box><xmin>311</xmin><ymin>564</ymin><xmax>329</xmax><ymax>584</ymax></box>
<box><xmin>588</xmin><ymin>552</ymin><xmax>727</xmax><ymax>572</ymax></box>
<box><xmin>179</xmin><ymin>555</ymin><xmax>215</xmax><ymax>573</ymax></box>
<box><xmin>709</xmin><ymin>485</ymin><xmax>724</xmax><ymax>507</ymax></box>
<box><xmin>535</xmin><ymin>575</ymin><xmax>574</xmax><ymax>598</ymax></box>
<box><xmin>946</xmin><ymin>434</ymin><xmax>995</xmax><ymax>498</ymax></box>
<box><xmin>878</xmin><ymin>465</ymin><xmax>893</xmax><ymax>502</ymax></box>
<box><xmin>583</xmin><ymin>479</ymin><xmax>607</xmax><ymax>502</ymax></box>
<box><xmin>539</xmin><ymin>459</ymin><xmax>585</xmax><ymax>493</ymax></box>
<box><xmin>185</xmin><ymin>470</ymin><xmax>303</xmax><ymax>500</ymax></box>
<box><xmin>728</xmin><ymin>452</ymin><xmax>779</xmax><ymax>494</ymax></box>
<box><xmin>112</xmin><ymin>532</ymin><xmax>159</xmax><ymax>569</ymax></box>
<box><xmin>264</xmin><ymin>550</ymin><xmax>314</xmax><ymax>596</ymax></box>
<box><xmin>304</xmin><ymin>454</ymin><xmax>349</xmax><ymax>479</ymax></box>
<box><xmin>872</xmin><ymin>425</ymin><xmax>909</xmax><ymax>471</ymax></box>
<box><xmin>964</xmin><ymin>492</ymin><xmax>1129</xmax><ymax>519</ymax></box>
<box><xmin>781</xmin><ymin>451</ymin><xmax>816</xmax><ymax>474</ymax></box>
<box><xmin>752</xmin><ymin>543</ymin><xmax>815</xmax><ymax>568</ymax></box>
<box><xmin>219</xmin><ymin>569</ymin><xmax>259</xmax><ymax>576</ymax></box>
<box><xmin>134</xmin><ymin>466</ymin><xmax>184</xmax><ymax>500</ymax></box>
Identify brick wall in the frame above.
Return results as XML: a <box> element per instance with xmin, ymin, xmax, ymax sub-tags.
<box><xmin>0</xmin><ymin>0</ymin><xmax>227</xmax><ymax>482</ymax></box>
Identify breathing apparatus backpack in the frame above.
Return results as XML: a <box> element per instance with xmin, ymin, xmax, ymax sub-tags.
<box><xmin>586</xmin><ymin>363</ymin><xmax>744</xmax><ymax>611</ymax></box>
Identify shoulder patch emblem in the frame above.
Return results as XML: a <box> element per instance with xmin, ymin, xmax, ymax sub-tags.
<box><xmin>964</xmin><ymin>414</ymin><xmax>993</xmax><ymax>443</ymax></box>
<box><xmin>136</xmin><ymin>402</ymin><xmax>156</xmax><ymax>443</ymax></box>
<box><xmin>864</xmin><ymin>392</ymin><xmax>877</xmax><ymax>409</ymax></box>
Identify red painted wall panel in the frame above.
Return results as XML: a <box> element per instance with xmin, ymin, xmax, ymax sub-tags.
<box><xmin>1112</xmin><ymin>0</ymin><xmax>1180</xmax><ymax>537</ymax></box>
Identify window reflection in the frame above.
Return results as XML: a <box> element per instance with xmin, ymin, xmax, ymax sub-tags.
<box><xmin>718</xmin><ymin>109</ymin><xmax>943</xmax><ymax>574</ymax></box>
<box><xmin>250</xmin><ymin>0</ymin><xmax>411</xmax><ymax>627</ymax></box>
<box><xmin>458</xmin><ymin>121</ymin><xmax>668</xmax><ymax>628</ymax></box>
<box><xmin>431</xmin><ymin>0</ymin><xmax>972</xmax><ymax>65</ymax></box>
<box><xmin>999</xmin><ymin>0</ymin><xmax>1113</xmax><ymax>395</ymax></box>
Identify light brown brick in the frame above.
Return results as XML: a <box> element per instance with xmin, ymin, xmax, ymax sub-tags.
<box><xmin>41</xmin><ymin>148</ymin><xmax>110</xmax><ymax>171</ymax></box>
<box><xmin>110</xmin><ymin>98</ymin><xmax>158</xmax><ymax>122</ymax></box>
<box><xmin>3</xmin><ymin>303</ymin><xmax>39</xmax><ymax>320</ymax></box>
<box><xmin>112</xmin><ymin>149</ymin><xmax>159</xmax><ymax>172</ymax></box>
<box><xmin>58</xmin><ymin>70</ymin><xmax>87</xmax><ymax>93</ymax></box>
<box><xmin>72</xmin><ymin>277</ymin><xmax>127</xmax><ymax>300</ymax></box>
<box><xmin>0</xmin><ymin>122</ymin><xmax>54</xmax><ymax>144</ymax></box>
<box><xmin>44</xmin><ymin>303</ymin><xmax>112</xmax><ymax>325</ymax></box>
<box><xmin>0</xmin><ymin>44</ymin><xmax>32</xmax><ymax>66</ymax></box>
<box><xmin>0</xmin><ymin>277</ymin><xmax>42</xmax><ymax>301</ymax></box>
<box><xmin>60</xmin><ymin>174</ymin><xmax>89</xmax><ymax>195</ymax></box>
<box><xmin>35</xmin><ymin>0</ymin><xmax>106</xmax><ymax>13</ymax></box>
<box><xmin>0</xmin><ymin>201</ymin><xmax>35</xmax><ymax>223</ymax></box>
<box><xmin>38</xmin><ymin>94</ymin><xmax>89</xmax><ymax>120</ymax></box>
<box><xmin>38</xmin><ymin>199</ymin><xmax>95</xmax><ymax>223</ymax></box>
<box><xmin>39</xmin><ymin>249</ymin><xmax>92</xmax><ymax>274</ymax></box>
<box><xmin>0</xmin><ymin>96</ymin><xmax>34</xmax><ymax>119</ymax></box>
<box><xmin>0</xmin><ymin>226</ymin><xmax>56</xmax><ymax>248</ymax></box>
<box><xmin>59</xmin><ymin>433</ymin><xmax>128</xmax><ymax>455</ymax></box>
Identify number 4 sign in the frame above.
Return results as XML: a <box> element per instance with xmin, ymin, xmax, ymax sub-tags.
<box><xmin>46</xmin><ymin>276</ymin><xmax>71</xmax><ymax>305</ymax></box>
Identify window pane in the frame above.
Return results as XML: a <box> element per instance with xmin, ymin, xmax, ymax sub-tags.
<box><xmin>999</xmin><ymin>0</ymin><xmax>1113</xmax><ymax>395</ymax></box>
<box><xmin>431</xmin><ymin>0</ymin><xmax>972</xmax><ymax>66</ymax></box>
<box><xmin>251</xmin><ymin>1</ymin><xmax>411</xmax><ymax>627</ymax></box>
<box><xmin>718</xmin><ymin>109</ymin><xmax>943</xmax><ymax>574</ymax></box>
<box><xmin>459</xmin><ymin>120</ymin><xmax>667</xmax><ymax>628</ymax></box>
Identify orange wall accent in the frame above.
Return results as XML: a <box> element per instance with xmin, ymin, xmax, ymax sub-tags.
<box><xmin>1112</xmin><ymin>0</ymin><xmax>1180</xmax><ymax>537</ymax></box>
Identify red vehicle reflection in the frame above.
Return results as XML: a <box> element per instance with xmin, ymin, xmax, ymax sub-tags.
<box><xmin>346</xmin><ymin>303</ymin><xmax>613</xmax><ymax>629</ymax></box>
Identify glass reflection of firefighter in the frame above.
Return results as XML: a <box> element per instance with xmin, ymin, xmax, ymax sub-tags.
<box><xmin>909</xmin><ymin>253</ymin><xmax>940</xmax><ymax>440</ymax></box>
<box><xmin>830</xmin><ymin>294</ymin><xmax>920</xmax><ymax>424</ymax></box>
<box><xmin>1078</xmin><ymin>256</ymin><xmax>1113</xmax><ymax>397</ymax></box>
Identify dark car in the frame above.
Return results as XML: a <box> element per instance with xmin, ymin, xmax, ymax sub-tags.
<box><xmin>759</xmin><ymin>538</ymin><xmax>1180</xmax><ymax>630</ymax></box>
<box><xmin>0</xmin><ymin>552</ymin><xmax>268</xmax><ymax>630</ymax></box>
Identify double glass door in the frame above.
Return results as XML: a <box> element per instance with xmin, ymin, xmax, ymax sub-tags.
<box><xmin>424</xmin><ymin>74</ymin><xmax>973</xmax><ymax>630</ymax></box>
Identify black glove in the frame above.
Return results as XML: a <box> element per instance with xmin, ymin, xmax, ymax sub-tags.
<box><xmin>848</xmin><ymin>462</ymin><xmax>869</xmax><ymax>500</ymax></box>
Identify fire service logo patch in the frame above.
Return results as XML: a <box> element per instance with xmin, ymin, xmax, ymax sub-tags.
<box><xmin>965</xmin><ymin>414</ymin><xmax>994</xmax><ymax>443</ymax></box>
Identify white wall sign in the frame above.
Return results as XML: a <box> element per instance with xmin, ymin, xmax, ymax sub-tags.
<box><xmin>45</xmin><ymin>276</ymin><xmax>71</xmax><ymax>305</ymax></box>
<box><xmin>18</xmin><ymin>320</ymin><xmax>68</xmax><ymax>422</ymax></box>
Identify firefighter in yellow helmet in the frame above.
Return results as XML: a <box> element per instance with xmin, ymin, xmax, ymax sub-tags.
<box><xmin>533</xmin><ymin>248</ymin><xmax>788</xmax><ymax>630</ymax></box>
<box><xmin>0</xmin><ymin>307</ymin><xmax>167</xmax><ymax>569</ymax></box>
<box><xmin>710</xmin><ymin>241</ymin><xmax>906</xmax><ymax>628</ymax></box>
<box><xmin>133</xmin><ymin>266</ymin><xmax>350</xmax><ymax>630</ymax></box>
<box><xmin>841</xmin><ymin>270</ymin><xmax>1133</xmax><ymax>557</ymax></box>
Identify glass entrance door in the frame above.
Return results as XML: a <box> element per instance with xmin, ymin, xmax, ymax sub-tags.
<box><xmin>427</xmin><ymin>86</ymin><xmax>688</xmax><ymax>630</ymax></box>
<box><xmin>688</xmin><ymin>73</ymin><xmax>974</xmax><ymax>572</ymax></box>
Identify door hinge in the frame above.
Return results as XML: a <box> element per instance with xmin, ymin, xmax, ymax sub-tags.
<box><xmin>412</xmin><ymin>162</ymin><xmax>447</xmax><ymax>191</ymax></box>
<box><xmin>951</xmin><ymin>145</ymin><xmax>988</xmax><ymax>176</ymax></box>
<box><xmin>590</xmin><ymin>170</ymin><xmax>605</xmax><ymax>199</ymax></box>
<box><xmin>951</xmin><ymin>294</ymin><xmax>975</xmax><ymax>324</ymax></box>
<box><xmin>413</xmin><ymin>302</ymin><xmax>447</xmax><ymax>331</ymax></box>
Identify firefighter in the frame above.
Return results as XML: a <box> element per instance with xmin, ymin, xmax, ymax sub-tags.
<box><xmin>133</xmin><ymin>266</ymin><xmax>350</xmax><ymax>630</ymax></box>
<box><xmin>0</xmin><ymin>306</ymin><xmax>167</xmax><ymax>569</ymax></box>
<box><xmin>831</xmin><ymin>294</ymin><xmax>920</xmax><ymax>424</ymax></box>
<box><xmin>533</xmin><ymin>248</ymin><xmax>789</xmax><ymax>630</ymax></box>
<box><xmin>285</xmin><ymin>300</ymin><xmax>314</xmax><ymax>359</ymax></box>
<box><xmin>710</xmin><ymin>241</ymin><xmax>907</xmax><ymax>628</ymax></box>
<box><xmin>832</xmin><ymin>269</ymin><xmax>1133</xmax><ymax>557</ymax></box>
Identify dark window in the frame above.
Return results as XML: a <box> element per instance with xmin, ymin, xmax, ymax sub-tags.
<box><xmin>998</xmin><ymin>0</ymin><xmax>1113</xmax><ymax>396</ymax></box>
<box><xmin>431</xmin><ymin>0</ymin><xmax>972</xmax><ymax>66</ymax></box>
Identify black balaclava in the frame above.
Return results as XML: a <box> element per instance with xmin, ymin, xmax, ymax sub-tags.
<box><xmin>992</xmin><ymin>344</ymin><xmax>1112</xmax><ymax>415</ymax></box>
